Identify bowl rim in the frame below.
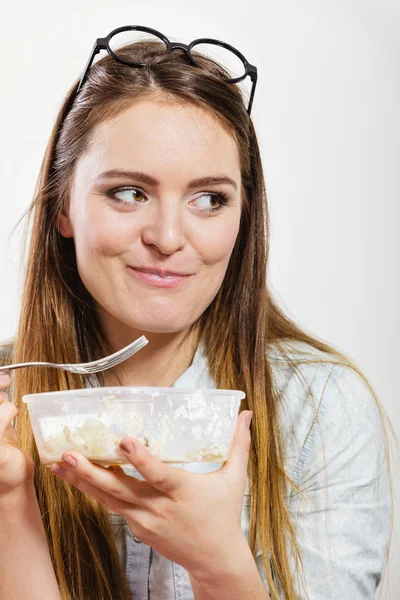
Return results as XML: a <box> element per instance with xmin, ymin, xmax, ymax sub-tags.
<box><xmin>22</xmin><ymin>386</ymin><xmax>246</xmax><ymax>403</ymax></box>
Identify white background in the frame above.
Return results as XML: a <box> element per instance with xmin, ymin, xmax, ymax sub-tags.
<box><xmin>0</xmin><ymin>0</ymin><xmax>398</xmax><ymax>597</ymax></box>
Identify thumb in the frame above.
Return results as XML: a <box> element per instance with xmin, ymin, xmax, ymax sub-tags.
<box><xmin>222</xmin><ymin>410</ymin><xmax>252</xmax><ymax>476</ymax></box>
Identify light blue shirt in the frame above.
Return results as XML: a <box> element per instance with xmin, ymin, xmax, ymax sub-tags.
<box><xmin>102</xmin><ymin>339</ymin><xmax>391</xmax><ymax>599</ymax></box>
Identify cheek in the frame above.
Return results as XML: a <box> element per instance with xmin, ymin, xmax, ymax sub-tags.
<box><xmin>194</xmin><ymin>217</ymin><xmax>240</xmax><ymax>267</ymax></box>
<box><xmin>74</xmin><ymin>211</ymin><xmax>133</xmax><ymax>260</ymax></box>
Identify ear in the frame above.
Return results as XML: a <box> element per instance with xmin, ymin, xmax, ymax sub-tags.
<box><xmin>57</xmin><ymin>209</ymin><xmax>74</xmax><ymax>238</ymax></box>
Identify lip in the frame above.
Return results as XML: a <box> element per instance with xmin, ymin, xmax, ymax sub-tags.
<box><xmin>127</xmin><ymin>266</ymin><xmax>194</xmax><ymax>289</ymax></box>
<box><xmin>130</xmin><ymin>266</ymin><xmax>193</xmax><ymax>277</ymax></box>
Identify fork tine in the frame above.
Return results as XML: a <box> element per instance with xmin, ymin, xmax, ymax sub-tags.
<box><xmin>84</xmin><ymin>354</ymin><xmax>135</xmax><ymax>373</ymax></box>
<box><xmin>80</xmin><ymin>336</ymin><xmax>148</xmax><ymax>369</ymax></box>
<box><xmin>85</xmin><ymin>348</ymin><xmax>141</xmax><ymax>371</ymax></box>
<box><xmin>88</xmin><ymin>336</ymin><xmax>147</xmax><ymax>366</ymax></box>
<box><xmin>71</xmin><ymin>355</ymin><xmax>128</xmax><ymax>374</ymax></box>
<box><xmin>80</xmin><ymin>336</ymin><xmax>148</xmax><ymax>374</ymax></box>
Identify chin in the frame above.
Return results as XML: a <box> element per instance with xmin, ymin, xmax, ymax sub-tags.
<box><xmin>123</xmin><ymin>315</ymin><xmax>190</xmax><ymax>334</ymax></box>
<box><xmin>122</xmin><ymin>305</ymin><xmax>194</xmax><ymax>334</ymax></box>
<box><xmin>140</xmin><ymin>322</ymin><xmax>188</xmax><ymax>334</ymax></box>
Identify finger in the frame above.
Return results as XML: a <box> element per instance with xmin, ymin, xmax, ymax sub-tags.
<box><xmin>119</xmin><ymin>437</ymin><xmax>184</xmax><ymax>497</ymax></box>
<box><xmin>0</xmin><ymin>401</ymin><xmax>18</xmax><ymax>445</ymax></box>
<box><xmin>107</xmin><ymin>464</ymin><xmax>125</xmax><ymax>474</ymax></box>
<box><xmin>51</xmin><ymin>466</ymin><xmax>151</xmax><ymax>546</ymax></box>
<box><xmin>221</xmin><ymin>410</ymin><xmax>252</xmax><ymax>479</ymax></box>
<box><xmin>59</xmin><ymin>450</ymin><xmax>159</xmax><ymax>506</ymax></box>
<box><xmin>50</xmin><ymin>463</ymin><xmax>134</xmax><ymax>515</ymax></box>
<box><xmin>0</xmin><ymin>373</ymin><xmax>10</xmax><ymax>388</ymax></box>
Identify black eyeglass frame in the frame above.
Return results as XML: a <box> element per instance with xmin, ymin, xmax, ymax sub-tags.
<box><xmin>75</xmin><ymin>25</ymin><xmax>258</xmax><ymax>115</ymax></box>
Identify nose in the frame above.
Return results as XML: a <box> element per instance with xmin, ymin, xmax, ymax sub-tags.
<box><xmin>141</xmin><ymin>202</ymin><xmax>185</xmax><ymax>255</ymax></box>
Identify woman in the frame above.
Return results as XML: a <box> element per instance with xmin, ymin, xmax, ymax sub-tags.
<box><xmin>0</xmin><ymin>26</ymin><xmax>393</xmax><ymax>600</ymax></box>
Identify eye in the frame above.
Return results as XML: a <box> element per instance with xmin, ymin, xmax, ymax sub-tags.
<box><xmin>103</xmin><ymin>187</ymin><xmax>231</xmax><ymax>213</ymax></box>
<box><xmin>114</xmin><ymin>188</ymin><xmax>146</xmax><ymax>204</ymax></box>
<box><xmin>105</xmin><ymin>187</ymin><xmax>147</xmax><ymax>205</ymax></box>
<box><xmin>191</xmin><ymin>192</ymin><xmax>231</xmax><ymax>213</ymax></box>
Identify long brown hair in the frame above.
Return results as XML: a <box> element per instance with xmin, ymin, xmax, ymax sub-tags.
<box><xmin>1</xmin><ymin>40</ymin><xmax>395</xmax><ymax>600</ymax></box>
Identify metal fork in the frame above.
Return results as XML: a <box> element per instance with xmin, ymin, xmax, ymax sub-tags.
<box><xmin>0</xmin><ymin>335</ymin><xmax>149</xmax><ymax>375</ymax></box>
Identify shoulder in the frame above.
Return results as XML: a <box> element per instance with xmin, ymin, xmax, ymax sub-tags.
<box><xmin>265</xmin><ymin>343</ymin><xmax>391</xmax><ymax>598</ymax></box>
<box><xmin>267</xmin><ymin>340</ymin><xmax>384</xmax><ymax>486</ymax></box>
<box><xmin>0</xmin><ymin>339</ymin><xmax>14</xmax><ymax>366</ymax></box>
<box><xmin>0</xmin><ymin>340</ymin><xmax>15</xmax><ymax>403</ymax></box>
<box><xmin>267</xmin><ymin>339</ymin><xmax>380</xmax><ymax>422</ymax></box>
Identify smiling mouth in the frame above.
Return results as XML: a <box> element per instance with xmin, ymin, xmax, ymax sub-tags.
<box><xmin>129</xmin><ymin>266</ymin><xmax>193</xmax><ymax>278</ymax></box>
<box><xmin>139</xmin><ymin>272</ymin><xmax>179</xmax><ymax>280</ymax></box>
<box><xmin>126</xmin><ymin>266</ymin><xmax>194</xmax><ymax>288</ymax></box>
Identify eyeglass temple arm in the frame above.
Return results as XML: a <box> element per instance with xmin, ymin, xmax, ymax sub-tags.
<box><xmin>247</xmin><ymin>69</ymin><xmax>258</xmax><ymax>116</ymax></box>
<box><xmin>76</xmin><ymin>38</ymin><xmax>107</xmax><ymax>95</ymax></box>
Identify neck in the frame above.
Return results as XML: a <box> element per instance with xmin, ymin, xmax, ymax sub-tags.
<box><xmin>100</xmin><ymin>323</ymin><xmax>201</xmax><ymax>388</ymax></box>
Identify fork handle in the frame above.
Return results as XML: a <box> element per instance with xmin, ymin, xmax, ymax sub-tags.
<box><xmin>0</xmin><ymin>362</ymin><xmax>62</xmax><ymax>372</ymax></box>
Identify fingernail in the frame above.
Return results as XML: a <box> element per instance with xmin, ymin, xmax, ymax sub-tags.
<box><xmin>120</xmin><ymin>439</ymin><xmax>134</xmax><ymax>454</ymax></box>
<box><xmin>50</xmin><ymin>464</ymin><xmax>65</xmax><ymax>475</ymax></box>
<box><xmin>63</xmin><ymin>455</ymin><xmax>77</xmax><ymax>468</ymax></box>
<box><xmin>244</xmin><ymin>411</ymin><xmax>253</xmax><ymax>429</ymax></box>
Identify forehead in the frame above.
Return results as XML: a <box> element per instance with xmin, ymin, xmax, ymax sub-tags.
<box><xmin>78</xmin><ymin>98</ymin><xmax>241</xmax><ymax>184</ymax></box>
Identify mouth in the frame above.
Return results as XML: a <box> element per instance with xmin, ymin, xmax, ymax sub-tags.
<box><xmin>126</xmin><ymin>266</ymin><xmax>194</xmax><ymax>289</ymax></box>
<box><xmin>130</xmin><ymin>266</ymin><xmax>193</xmax><ymax>278</ymax></box>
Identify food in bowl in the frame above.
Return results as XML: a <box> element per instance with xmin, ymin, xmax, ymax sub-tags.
<box><xmin>22</xmin><ymin>387</ymin><xmax>245</xmax><ymax>465</ymax></box>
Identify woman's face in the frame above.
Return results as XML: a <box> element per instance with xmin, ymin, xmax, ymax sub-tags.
<box><xmin>58</xmin><ymin>98</ymin><xmax>242</xmax><ymax>337</ymax></box>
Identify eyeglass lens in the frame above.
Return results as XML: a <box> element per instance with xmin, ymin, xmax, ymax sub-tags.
<box><xmin>108</xmin><ymin>30</ymin><xmax>246</xmax><ymax>80</ymax></box>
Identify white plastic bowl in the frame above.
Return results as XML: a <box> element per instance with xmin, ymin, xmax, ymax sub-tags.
<box><xmin>22</xmin><ymin>387</ymin><xmax>245</xmax><ymax>465</ymax></box>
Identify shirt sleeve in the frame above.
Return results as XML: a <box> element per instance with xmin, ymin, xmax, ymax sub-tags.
<box><xmin>256</xmin><ymin>362</ymin><xmax>392</xmax><ymax>600</ymax></box>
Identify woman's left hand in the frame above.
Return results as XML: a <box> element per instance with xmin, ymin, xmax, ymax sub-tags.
<box><xmin>50</xmin><ymin>410</ymin><xmax>253</xmax><ymax>578</ymax></box>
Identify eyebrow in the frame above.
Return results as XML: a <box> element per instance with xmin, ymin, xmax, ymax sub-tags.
<box><xmin>95</xmin><ymin>169</ymin><xmax>238</xmax><ymax>191</ymax></box>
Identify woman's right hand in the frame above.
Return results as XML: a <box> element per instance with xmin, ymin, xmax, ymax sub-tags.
<box><xmin>0</xmin><ymin>372</ymin><xmax>35</xmax><ymax>498</ymax></box>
